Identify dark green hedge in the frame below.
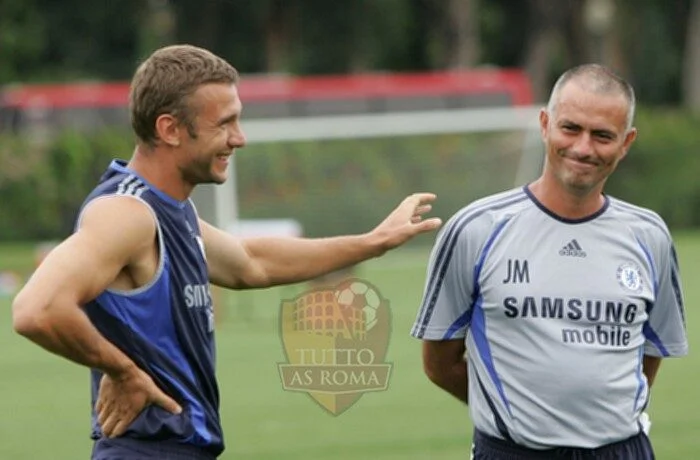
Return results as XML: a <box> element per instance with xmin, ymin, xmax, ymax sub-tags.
<box><xmin>0</xmin><ymin>130</ymin><xmax>131</xmax><ymax>240</ymax></box>
<box><xmin>1</xmin><ymin>108</ymin><xmax>699</xmax><ymax>242</ymax></box>
<box><xmin>605</xmin><ymin>109</ymin><xmax>700</xmax><ymax>228</ymax></box>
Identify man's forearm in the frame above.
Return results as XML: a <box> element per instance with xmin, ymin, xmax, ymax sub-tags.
<box><xmin>429</xmin><ymin>362</ymin><xmax>469</xmax><ymax>404</ymax></box>
<box><xmin>244</xmin><ymin>233</ymin><xmax>386</xmax><ymax>286</ymax></box>
<box><xmin>642</xmin><ymin>355</ymin><xmax>662</xmax><ymax>387</ymax></box>
<box><xmin>14</xmin><ymin>304</ymin><xmax>136</xmax><ymax>377</ymax></box>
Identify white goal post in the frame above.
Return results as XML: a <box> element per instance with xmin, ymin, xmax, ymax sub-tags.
<box><xmin>192</xmin><ymin>105</ymin><xmax>545</xmax><ymax>231</ymax></box>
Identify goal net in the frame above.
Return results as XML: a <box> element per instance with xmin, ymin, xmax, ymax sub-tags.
<box><xmin>192</xmin><ymin>105</ymin><xmax>544</xmax><ymax>241</ymax></box>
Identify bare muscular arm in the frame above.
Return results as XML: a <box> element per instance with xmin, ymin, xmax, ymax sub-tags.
<box><xmin>12</xmin><ymin>197</ymin><xmax>154</xmax><ymax>374</ymax></box>
<box><xmin>12</xmin><ymin>196</ymin><xmax>181</xmax><ymax>436</ymax></box>
<box><xmin>201</xmin><ymin>193</ymin><xmax>442</xmax><ymax>289</ymax></box>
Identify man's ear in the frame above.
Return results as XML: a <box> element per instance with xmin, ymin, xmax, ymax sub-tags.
<box><xmin>619</xmin><ymin>127</ymin><xmax>638</xmax><ymax>161</ymax></box>
<box><xmin>539</xmin><ymin>108</ymin><xmax>550</xmax><ymax>141</ymax></box>
<box><xmin>154</xmin><ymin>114</ymin><xmax>181</xmax><ymax>147</ymax></box>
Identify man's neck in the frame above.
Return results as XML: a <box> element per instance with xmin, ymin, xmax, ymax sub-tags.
<box><xmin>127</xmin><ymin>145</ymin><xmax>192</xmax><ymax>201</ymax></box>
<box><xmin>528</xmin><ymin>177</ymin><xmax>605</xmax><ymax>220</ymax></box>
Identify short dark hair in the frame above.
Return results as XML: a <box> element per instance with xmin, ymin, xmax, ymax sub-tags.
<box><xmin>546</xmin><ymin>64</ymin><xmax>636</xmax><ymax>130</ymax></box>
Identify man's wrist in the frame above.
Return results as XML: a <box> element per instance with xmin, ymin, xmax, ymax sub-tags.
<box><xmin>363</xmin><ymin>230</ymin><xmax>391</xmax><ymax>258</ymax></box>
<box><xmin>102</xmin><ymin>357</ymin><xmax>138</xmax><ymax>381</ymax></box>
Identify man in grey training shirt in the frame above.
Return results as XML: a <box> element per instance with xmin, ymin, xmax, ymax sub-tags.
<box><xmin>411</xmin><ymin>64</ymin><xmax>688</xmax><ymax>459</ymax></box>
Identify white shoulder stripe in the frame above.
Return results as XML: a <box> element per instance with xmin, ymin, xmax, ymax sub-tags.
<box><xmin>133</xmin><ymin>185</ymin><xmax>147</xmax><ymax>198</ymax></box>
<box><xmin>116</xmin><ymin>175</ymin><xmax>149</xmax><ymax>197</ymax></box>
<box><xmin>124</xmin><ymin>180</ymin><xmax>141</xmax><ymax>196</ymax></box>
<box><xmin>116</xmin><ymin>174</ymin><xmax>136</xmax><ymax>195</ymax></box>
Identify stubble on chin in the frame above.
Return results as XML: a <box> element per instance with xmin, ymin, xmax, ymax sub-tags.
<box><xmin>556</xmin><ymin>169</ymin><xmax>598</xmax><ymax>196</ymax></box>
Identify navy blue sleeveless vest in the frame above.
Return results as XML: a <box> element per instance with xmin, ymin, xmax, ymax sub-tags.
<box><xmin>80</xmin><ymin>159</ymin><xmax>223</xmax><ymax>456</ymax></box>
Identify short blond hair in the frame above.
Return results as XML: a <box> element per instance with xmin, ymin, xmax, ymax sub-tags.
<box><xmin>129</xmin><ymin>44</ymin><xmax>239</xmax><ymax>146</ymax></box>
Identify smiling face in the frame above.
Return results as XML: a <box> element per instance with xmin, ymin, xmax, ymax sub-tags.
<box><xmin>540</xmin><ymin>79</ymin><xmax>637</xmax><ymax>197</ymax></box>
<box><xmin>177</xmin><ymin>82</ymin><xmax>246</xmax><ymax>186</ymax></box>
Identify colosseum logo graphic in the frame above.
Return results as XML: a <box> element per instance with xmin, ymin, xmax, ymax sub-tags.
<box><xmin>278</xmin><ymin>278</ymin><xmax>392</xmax><ymax>415</ymax></box>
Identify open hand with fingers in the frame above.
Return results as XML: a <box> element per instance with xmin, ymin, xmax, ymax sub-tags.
<box><xmin>371</xmin><ymin>193</ymin><xmax>442</xmax><ymax>251</ymax></box>
<box><xmin>95</xmin><ymin>366</ymin><xmax>182</xmax><ymax>438</ymax></box>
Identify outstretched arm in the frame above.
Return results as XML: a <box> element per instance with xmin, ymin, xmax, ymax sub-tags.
<box><xmin>202</xmin><ymin>193</ymin><xmax>442</xmax><ymax>289</ymax></box>
<box><xmin>422</xmin><ymin>339</ymin><xmax>469</xmax><ymax>404</ymax></box>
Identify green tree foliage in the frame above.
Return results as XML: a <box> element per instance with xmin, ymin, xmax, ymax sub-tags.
<box><xmin>0</xmin><ymin>0</ymin><xmax>693</xmax><ymax>102</ymax></box>
<box><xmin>617</xmin><ymin>0</ymin><xmax>691</xmax><ymax>105</ymax></box>
<box><xmin>0</xmin><ymin>0</ymin><xmax>142</xmax><ymax>83</ymax></box>
<box><xmin>2</xmin><ymin>0</ymin><xmax>700</xmax><ymax>240</ymax></box>
<box><xmin>0</xmin><ymin>0</ymin><xmax>46</xmax><ymax>82</ymax></box>
<box><xmin>605</xmin><ymin>108</ymin><xmax>700</xmax><ymax>227</ymax></box>
<box><xmin>0</xmin><ymin>130</ymin><xmax>131</xmax><ymax>240</ymax></box>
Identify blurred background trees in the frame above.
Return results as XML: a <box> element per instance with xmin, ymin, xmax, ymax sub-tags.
<box><xmin>3</xmin><ymin>0</ymin><xmax>700</xmax><ymax>241</ymax></box>
<box><xmin>1</xmin><ymin>0</ymin><xmax>697</xmax><ymax>106</ymax></box>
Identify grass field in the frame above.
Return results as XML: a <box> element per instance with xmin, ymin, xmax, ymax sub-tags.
<box><xmin>0</xmin><ymin>235</ymin><xmax>698</xmax><ymax>459</ymax></box>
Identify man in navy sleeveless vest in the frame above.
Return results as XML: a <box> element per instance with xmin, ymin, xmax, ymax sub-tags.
<box><xmin>12</xmin><ymin>44</ymin><xmax>442</xmax><ymax>459</ymax></box>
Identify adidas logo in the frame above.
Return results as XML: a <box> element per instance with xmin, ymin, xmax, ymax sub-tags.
<box><xmin>559</xmin><ymin>239</ymin><xmax>587</xmax><ymax>257</ymax></box>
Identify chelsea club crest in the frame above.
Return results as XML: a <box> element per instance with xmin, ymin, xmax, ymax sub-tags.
<box><xmin>616</xmin><ymin>262</ymin><xmax>644</xmax><ymax>293</ymax></box>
